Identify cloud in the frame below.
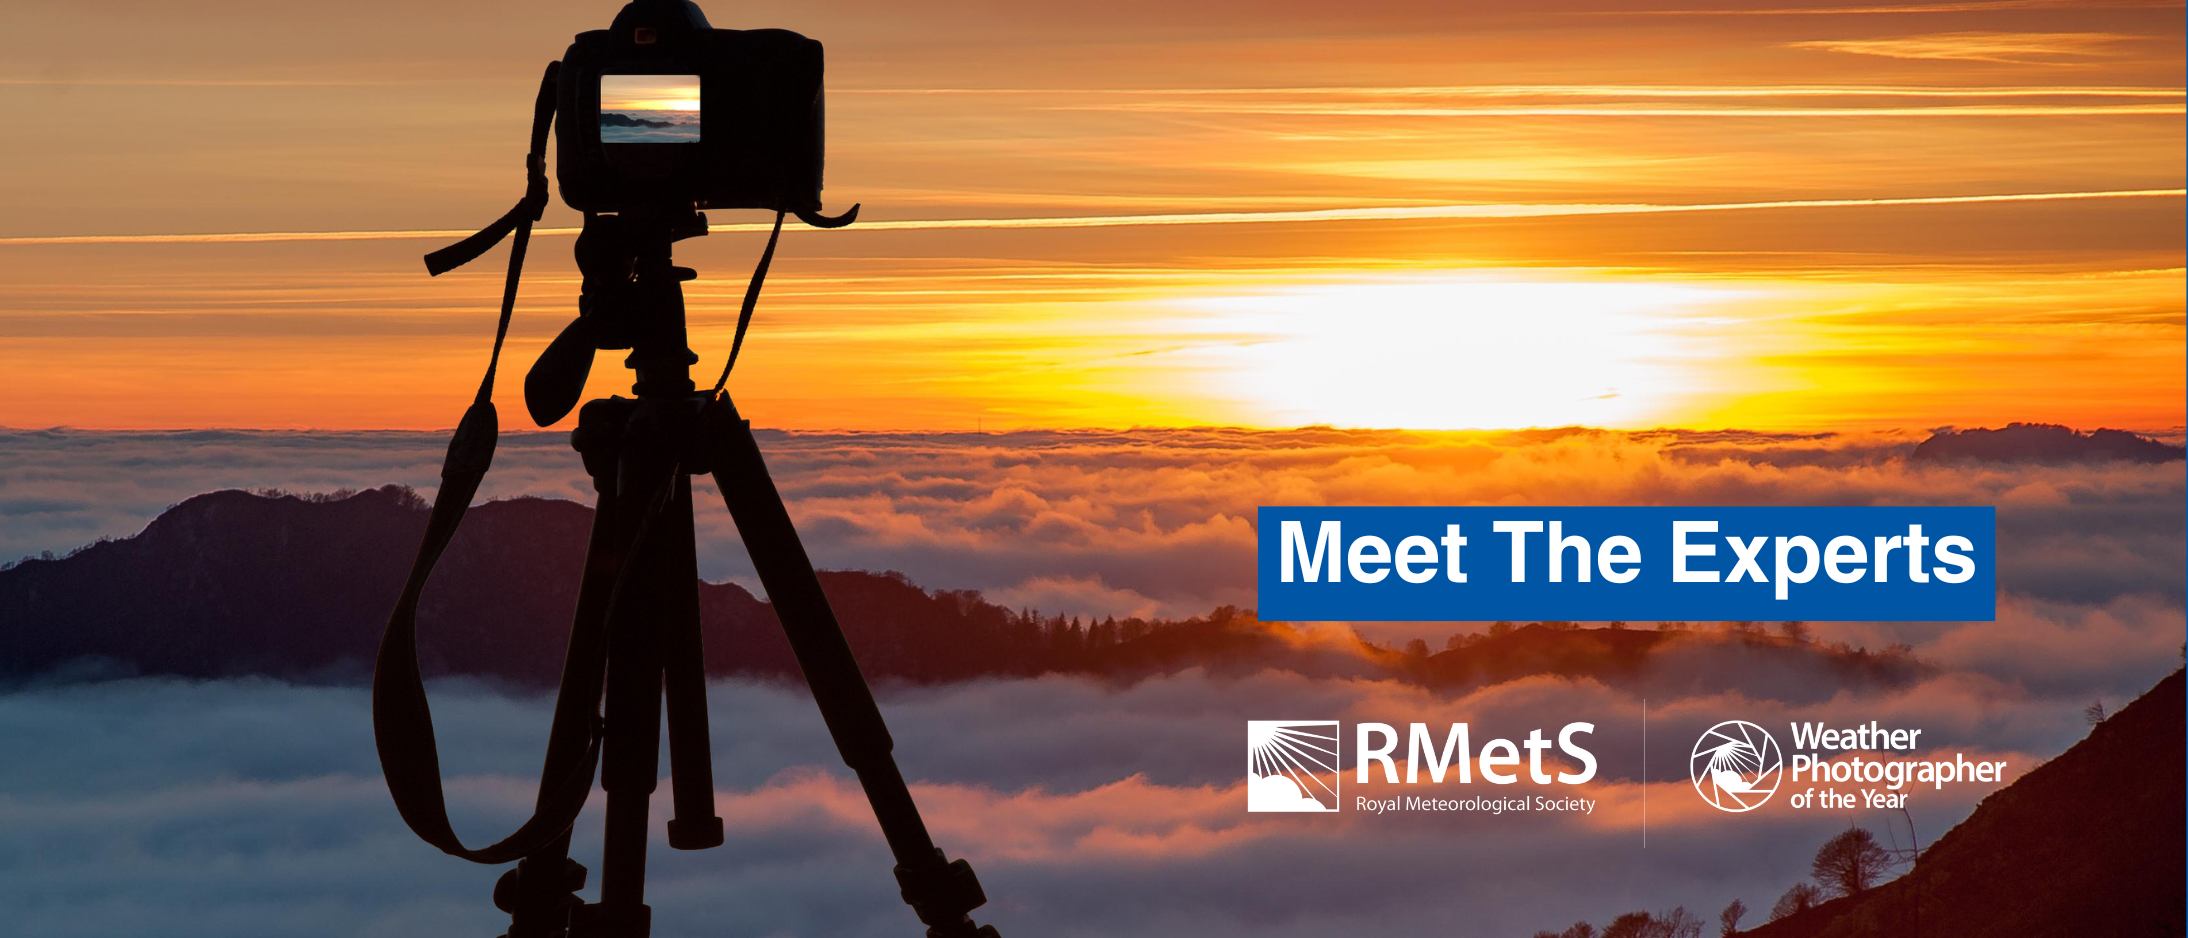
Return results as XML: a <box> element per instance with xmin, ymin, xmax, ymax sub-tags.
<box><xmin>1590</xmin><ymin>0</ymin><xmax>2174</xmax><ymax>16</ymax></box>
<box><xmin>3</xmin><ymin>427</ymin><xmax>2179</xmax><ymax>666</ymax></box>
<box><xmin>0</xmin><ymin>665</ymin><xmax>2134</xmax><ymax>938</ymax></box>
<box><xmin>1787</xmin><ymin>32</ymin><xmax>2142</xmax><ymax>65</ymax></box>
<box><xmin>1246</xmin><ymin>772</ymin><xmax>1329</xmax><ymax>810</ymax></box>
<box><xmin>6</xmin><ymin>188</ymin><xmax>2178</xmax><ymax>245</ymax></box>
<box><xmin>982</xmin><ymin>573</ymin><xmax>1166</xmax><ymax>620</ymax></box>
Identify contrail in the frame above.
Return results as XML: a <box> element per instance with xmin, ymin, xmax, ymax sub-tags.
<box><xmin>1056</xmin><ymin>103</ymin><xmax>2184</xmax><ymax>117</ymax></box>
<box><xmin>843</xmin><ymin>84</ymin><xmax>2185</xmax><ymax>99</ymax></box>
<box><xmin>1584</xmin><ymin>0</ymin><xmax>2178</xmax><ymax>15</ymax></box>
<box><xmin>1</xmin><ymin>188</ymin><xmax>2178</xmax><ymax>247</ymax></box>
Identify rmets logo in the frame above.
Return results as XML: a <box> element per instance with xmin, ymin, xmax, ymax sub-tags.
<box><xmin>1247</xmin><ymin>721</ymin><xmax>1341</xmax><ymax>811</ymax></box>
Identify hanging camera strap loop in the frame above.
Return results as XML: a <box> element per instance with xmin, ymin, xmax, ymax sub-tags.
<box><xmin>374</xmin><ymin>60</ymin><xmax>605</xmax><ymax>865</ymax></box>
<box><xmin>708</xmin><ymin>200</ymin><xmax>867</xmax><ymax>394</ymax></box>
<box><xmin>710</xmin><ymin>210</ymin><xmax>785</xmax><ymax>394</ymax></box>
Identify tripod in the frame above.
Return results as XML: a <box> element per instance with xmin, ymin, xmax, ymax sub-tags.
<box><xmin>376</xmin><ymin>206</ymin><xmax>998</xmax><ymax>938</ymax></box>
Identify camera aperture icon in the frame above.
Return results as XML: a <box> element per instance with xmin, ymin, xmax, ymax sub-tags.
<box><xmin>1691</xmin><ymin>720</ymin><xmax>1783</xmax><ymax>812</ymax></box>
<box><xmin>1247</xmin><ymin>721</ymin><xmax>1341</xmax><ymax>812</ymax></box>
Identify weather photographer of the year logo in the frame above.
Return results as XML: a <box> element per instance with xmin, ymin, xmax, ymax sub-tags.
<box><xmin>1246</xmin><ymin>721</ymin><xmax>1342</xmax><ymax>811</ymax></box>
<box><xmin>1691</xmin><ymin>720</ymin><xmax>1784</xmax><ymax>812</ymax></box>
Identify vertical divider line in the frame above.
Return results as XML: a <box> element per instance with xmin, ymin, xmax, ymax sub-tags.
<box><xmin>1642</xmin><ymin>697</ymin><xmax>1648</xmax><ymax>849</ymax></box>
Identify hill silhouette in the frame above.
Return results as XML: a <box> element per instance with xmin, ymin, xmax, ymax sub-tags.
<box><xmin>599</xmin><ymin>112</ymin><xmax>682</xmax><ymax>128</ymax></box>
<box><xmin>2</xmin><ymin>487</ymin><xmax>1922</xmax><ymax>690</ymax></box>
<box><xmin>1912</xmin><ymin>423</ymin><xmax>2183</xmax><ymax>464</ymax></box>
<box><xmin>1738</xmin><ymin>668</ymin><xmax>2185</xmax><ymax>938</ymax></box>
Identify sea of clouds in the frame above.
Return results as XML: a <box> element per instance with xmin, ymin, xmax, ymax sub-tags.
<box><xmin>0</xmin><ymin>426</ymin><xmax>2179</xmax><ymax>936</ymax></box>
<box><xmin>3</xmin><ymin>426</ymin><xmax>2179</xmax><ymax>628</ymax></box>
<box><xmin>3</xmin><ymin>665</ymin><xmax>2153</xmax><ymax>938</ymax></box>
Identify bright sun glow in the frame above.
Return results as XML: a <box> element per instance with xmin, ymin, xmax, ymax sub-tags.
<box><xmin>600</xmin><ymin>75</ymin><xmax>701</xmax><ymax>112</ymax></box>
<box><xmin>1181</xmin><ymin>277</ymin><xmax>1750</xmax><ymax>429</ymax></box>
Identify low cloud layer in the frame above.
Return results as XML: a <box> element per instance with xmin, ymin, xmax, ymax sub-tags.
<box><xmin>3</xmin><ymin>663</ymin><xmax>2148</xmax><ymax>938</ymax></box>
<box><xmin>4</xmin><ymin>427</ymin><xmax>2179</xmax><ymax>669</ymax></box>
<box><xmin>5</xmin><ymin>427</ymin><xmax>2180</xmax><ymax>604</ymax></box>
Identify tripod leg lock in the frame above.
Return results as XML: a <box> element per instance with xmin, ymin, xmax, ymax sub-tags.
<box><xmin>570</xmin><ymin>398</ymin><xmax>638</xmax><ymax>488</ymax></box>
<box><xmin>494</xmin><ymin>856</ymin><xmax>589</xmax><ymax>938</ymax></box>
<box><xmin>666</xmin><ymin>815</ymin><xmax>725</xmax><ymax>850</ymax></box>
<box><xmin>895</xmin><ymin>851</ymin><xmax>1000</xmax><ymax>938</ymax></box>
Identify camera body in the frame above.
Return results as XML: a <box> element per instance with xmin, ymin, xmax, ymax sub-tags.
<box><xmin>556</xmin><ymin>0</ymin><xmax>826</xmax><ymax>214</ymax></box>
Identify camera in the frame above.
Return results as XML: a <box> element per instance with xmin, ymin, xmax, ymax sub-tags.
<box><xmin>555</xmin><ymin>0</ymin><xmax>826</xmax><ymax>214</ymax></box>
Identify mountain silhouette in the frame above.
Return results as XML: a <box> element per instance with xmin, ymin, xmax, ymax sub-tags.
<box><xmin>1739</xmin><ymin>668</ymin><xmax>2185</xmax><ymax>938</ymax></box>
<box><xmin>600</xmin><ymin>112</ymin><xmax>682</xmax><ymax>128</ymax></box>
<box><xmin>1912</xmin><ymin>423</ymin><xmax>2183</xmax><ymax>464</ymax></box>
<box><xmin>2</xmin><ymin>487</ymin><xmax>1924</xmax><ymax>690</ymax></box>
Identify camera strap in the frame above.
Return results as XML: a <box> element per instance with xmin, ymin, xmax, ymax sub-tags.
<box><xmin>710</xmin><ymin>210</ymin><xmax>785</xmax><ymax>393</ymax></box>
<box><xmin>374</xmin><ymin>60</ymin><xmax>606</xmax><ymax>865</ymax></box>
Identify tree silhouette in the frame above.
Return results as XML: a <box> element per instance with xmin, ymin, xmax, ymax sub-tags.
<box><xmin>1812</xmin><ymin>826</ymin><xmax>1893</xmax><ymax>897</ymax></box>
<box><xmin>1602</xmin><ymin>912</ymin><xmax>1655</xmax><ymax>938</ymax></box>
<box><xmin>1770</xmin><ymin>882</ymin><xmax>1821</xmax><ymax>921</ymax></box>
<box><xmin>1656</xmin><ymin>906</ymin><xmax>1704</xmax><ymax>938</ymax></box>
<box><xmin>1718</xmin><ymin>898</ymin><xmax>1746</xmax><ymax>936</ymax></box>
<box><xmin>1593</xmin><ymin>909</ymin><xmax>1700</xmax><ymax>938</ymax></box>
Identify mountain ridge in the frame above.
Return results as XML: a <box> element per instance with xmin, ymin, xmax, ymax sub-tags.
<box><xmin>1911</xmin><ymin>423</ymin><xmax>2184</xmax><ymax>464</ymax></box>
<box><xmin>1</xmin><ymin>486</ymin><xmax>1927</xmax><ymax>692</ymax></box>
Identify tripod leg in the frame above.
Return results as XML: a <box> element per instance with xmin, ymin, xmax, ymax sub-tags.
<box><xmin>701</xmin><ymin>396</ymin><xmax>999</xmax><ymax>938</ymax></box>
<box><xmin>579</xmin><ymin>407</ymin><xmax>685</xmax><ymax>938</ymax></box>
<box><xmin>662</xmin><ymin>473</ymin><xmax>725</xmax><ymax>849</ymax></box>
<box><xmin>498</xmin><ymin>454</ymin><xmax>629</xmax><ymax>938</ymax></box>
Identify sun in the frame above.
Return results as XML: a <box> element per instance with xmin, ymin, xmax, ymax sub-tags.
<box><xmin>1177</xmin><ymin>275</ymin><xmax>1754</xmax><ymax>429</ymax></box>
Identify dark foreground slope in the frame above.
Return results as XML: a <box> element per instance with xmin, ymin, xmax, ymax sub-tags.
<box><xmin>1744</xmin><ymin>669</ymin><xmax>2186</xmax><ymax>938</ymax></box>
<box><xmin>3</xmin><ymin>487</ymin><xmax>1926</xmax><ymax>690</ymax></box>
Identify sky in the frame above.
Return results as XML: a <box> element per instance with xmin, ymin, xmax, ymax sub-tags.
<box><xmin>0</xmin><ymin>0</ymin><xmax>2180</xmax><ymax>432</ymax></box>
<box><xmin>600</xmin><ymin>75</ymin><xmax>700</xmax><ymax>113</ymax></box>
<box><xmin>1</xmin><ymin>4</ymin><xmax>2180</xmax><ymax>934</ymax></box>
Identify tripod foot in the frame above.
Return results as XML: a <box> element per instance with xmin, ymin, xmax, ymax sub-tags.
<box><xmin>897</xmin><ymin>851</ymin><xmax>1001</xmax><ymax>938</ymax></box>
<box><xmin>570</xmin><ymin>901</ymin><xmax>651</xmax><ymax>938</ymax></box>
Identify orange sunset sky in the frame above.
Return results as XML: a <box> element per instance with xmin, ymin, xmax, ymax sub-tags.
<box><xmin>0</xmin><ymin>0</ymin><xmax>2180</xmax><ymax>432</ymax></box>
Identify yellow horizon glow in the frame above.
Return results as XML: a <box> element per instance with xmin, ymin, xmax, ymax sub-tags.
<box><xmin>0</xmin><ymin>3</ymin><xmax>2179</xmax><ymax>433</ymax></box>
<box><xmin>600</xmin><ymin>75</ymin><xmax>700</xmax><ymax>113</ymax></box>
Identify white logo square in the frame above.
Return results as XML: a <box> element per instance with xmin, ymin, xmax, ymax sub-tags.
<box><xmin>1247</xmin><ymin>720</ymin><xmax>1341</xmax><ymax>811</ymax></box>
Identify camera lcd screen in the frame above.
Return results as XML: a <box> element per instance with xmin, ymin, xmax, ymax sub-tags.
<box><xmin>601</xmin><ymin>75</ymin><xmax>700</xmax><ymax>143</ymax></box>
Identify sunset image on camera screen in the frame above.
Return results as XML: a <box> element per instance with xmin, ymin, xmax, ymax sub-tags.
<box><xmin>600</xmin><ymin>74</ymin><xmax>699</xmax><ymax>143</ymax></box>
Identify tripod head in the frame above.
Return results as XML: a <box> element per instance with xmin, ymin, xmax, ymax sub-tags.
<box><xmin>523</xmin><ymin>208</ymin><xmax>709</xmax><ymax>425</ymax></box>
